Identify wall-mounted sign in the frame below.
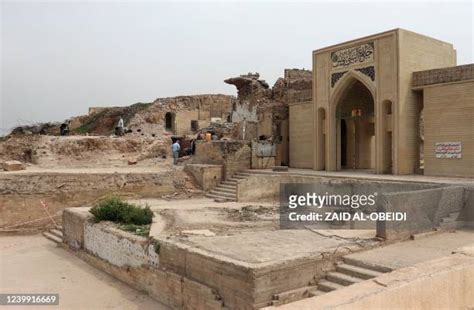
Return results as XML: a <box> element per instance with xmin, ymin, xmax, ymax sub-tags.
<box><xmin>435</xmin><ymin>142</ymin><xmax>462</xmax><ymax>159</ymax></box>
<box><xmin>255</xmin><ymin>141</ymin><xmax>276</xmax><ymax>157</ymax></box>
<box><xmin>331</xmin><ymin>42</ymin><xmax>374</xmax><ymax>68</ymax></box>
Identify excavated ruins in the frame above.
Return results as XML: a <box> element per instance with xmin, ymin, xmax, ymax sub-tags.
<box><xmin>1</xmin><ymin>66</ymin><xmax>474</xmax><ymax>309</ymax></box>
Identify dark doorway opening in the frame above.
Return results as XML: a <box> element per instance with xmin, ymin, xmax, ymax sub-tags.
<box><xmin>165</xmin><ymin>112</ymin><xmax>175</xmax><ymax>132</ymax></box>
<box><xmin>191</xmin><ymin>120</ymin><xmax>199</xmax><ymax>131</ymax></box>
<box><xmin>341</xmin><ymin>119</ymin><xmax>347</xmax><ymax>168</ymax></box>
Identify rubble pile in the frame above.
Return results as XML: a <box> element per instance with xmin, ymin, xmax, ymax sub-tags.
<box><xmin>224</xmin><ymin>73</ymin><xmax>272</xmax><ymax>105</ymax></box>
<box><xmin>272</xmin><ymin>68</ymin><xmax>312</xmax><ymax>103</ymax></box>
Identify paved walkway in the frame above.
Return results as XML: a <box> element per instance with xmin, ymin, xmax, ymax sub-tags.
<box><xmin>0</xmin><ymin>235</ymin><xmax>168</xmax><ymax>309</ymax></box>
<box><xmin>250</xmin><ymin>168</ymin><xmax>474</xmax><ymax>185</ymax></box>
<box><xmin>345</xmin><ymin>229</ymin><xmax>474</xmax><ymax>269</ymax></box>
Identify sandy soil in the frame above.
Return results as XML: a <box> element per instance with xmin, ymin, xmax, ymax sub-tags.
<box><xmin>0</xmin><ymin>235</ymin><xmax>168</xmax><ymax>310</ymax></box>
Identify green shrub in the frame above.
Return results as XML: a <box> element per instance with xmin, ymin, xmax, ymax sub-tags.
<box><xmin>89</xmin><ymin>196</ymin><xmax>153</xmax><ymax>225</ymax></box>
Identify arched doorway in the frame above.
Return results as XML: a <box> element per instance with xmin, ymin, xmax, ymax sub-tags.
<box><xmin>335</xmin><ymin>79</ymin><xmax>375</xmax><ymax>171</ymax></box>
<box><xmin>165</xmin><ymin>112</ymin><xmax>175</xmax><ymax>133</ymax></box>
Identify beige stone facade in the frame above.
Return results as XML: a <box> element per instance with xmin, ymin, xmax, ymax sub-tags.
<box><xmin>413</xmin><ymin>64</ymin><xmax>474</xmax><ymax>177</ymax></box>
<box><xmin>293</xmin><ymin>28</ymin><xmax>467</xmax><ymax>176</ymax></box>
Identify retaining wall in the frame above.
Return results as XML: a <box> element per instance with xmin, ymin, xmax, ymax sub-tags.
<box><xmin>184</xmin><ymin>164</ymin><xmax>223</xmax><ymax>191</ymax></box>
<box><xmin>63</xmin><ymin>208</ymin><xmax>369</xmax><ymax>309</ymax></box>
<box><xmin>237</xmin><ymin>173</ymin><xmax>473</xmax><ymax>240</ymax></box>
<box><xmin>0</xmin><ymin>170</ymin><xmax>187</xmax><ymax>229</ymax></box>
<box><xmin>265</xmin><ymin>247</ymin><xmax>474</xmax><ymax>309</ymax></box>
<box><xmin>376</xmin><ymin>186</ymin><xmax>468</xmax><ymax>240</ymax></box>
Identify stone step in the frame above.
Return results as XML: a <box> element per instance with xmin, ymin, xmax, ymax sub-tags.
<box><xmin>308</xmin><ymin>289</ymin><xmax>326</xmax><ymax>297</ymax></box>
<box><xmin>234</xmin><ymin>172</ymin><xmax>251</xmax><ymax>177</ymax></box>
<box><xmin>343</xmin><ymin>257</ymin><xmax>392</xmax><ymax>273</ymax></box>
<box><xmin>222</xmin><ymin>180</ymin><xmax>237</xmax><ymax>186</ymax></box>
<box><xmin>43</xmin><ymin>231</ymin><xmax>63</xmax><ymax>244</ymax></box>
<box><xmin>209</xmin><ymin>190</ymin><xmax>236</xmax><ymax>199</ymax></box>
<box><xmin>326</xmin><ymin>272</ymin><xmax>362</xmax><ymax>286</ymax></box>
<box><xmin>441</xmin><ymin>217</ymin><xmax>455</xmax><ymax>223</ymax></box>
<box><xmin>219</xmin><ymin>184</ymin><xmax>236</xmax><ymax>190</ymax></box>
<box><xmin>438</xmin><ymin>222</ymin><xmax>457</xmax><ymax>230</ymax></box>
<box><xmin>271</xmin><ymin>286</ymin><xmax>318</xmax><ymax>306</ymax></box>
<box><xmin>231</xmin><ymin>175</ymin><xmax>248</xmax><ymax>179</ymax></box>
<box><xmin>49</xmin><ymin>228</ymin><xmax>63</xmax><ymax>239</ymax></box>
<box><xmin>449</xmin><ymin>212</ymin><xmax>460</xmax><ymax>219</ymax></box>
<box><xmin>212</xmin><ymin>187</ymin><xmax>236</xmax><ymax>195</ymax></box>
<box><xmin>228</xmin><ymin>178</ymin><xmax>241</xmax><ymax>182</ymax></box>
<box><xmin>205</xmin><ymin>193</ymin><xmax>236</xmax><ymax>201</ymax></box>
<box><xmin>336</xmin><ymin>263</ymin><xmax>384</xmax><ymax>280</ymax></box>
<box><xmin>317</xmin><ymin>280</ymin><xmax>344</xmax><ymax>292</ymax></box>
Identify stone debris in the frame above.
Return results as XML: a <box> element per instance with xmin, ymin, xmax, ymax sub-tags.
<box><xmin>2</xmin><ymin>160</ymin><xmax>25</xmax><ymax>171</ymax></box>
<box><xmin>127</xmin><ymin>158</ymin><xmax>138</xmax><ymax>165</ymax></box>
<box><xmin>181</xmin><ymin>229</ymin><xmax>216</xmax><ymax>237</ymax></box>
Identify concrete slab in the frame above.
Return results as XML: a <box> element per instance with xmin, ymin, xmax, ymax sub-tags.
<box><xmin>345</xmin><ymin>229</ymin><xmax>474</xmax><ymax>269</ymax></box>
<box><xmin>181</xmin><ymin>229</ymin><xmax>376</xmax><ymax>265</ymax></box>
<box><xmin>310</xmin><ymin>229</ymin><xmax>375</xmax><ymax>240</ymax></box>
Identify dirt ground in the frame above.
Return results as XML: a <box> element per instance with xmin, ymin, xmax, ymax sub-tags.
<box><xmin>0</xmin><ymin>234</ymin><xmax>168</xmax><ymax>310</ymax></box>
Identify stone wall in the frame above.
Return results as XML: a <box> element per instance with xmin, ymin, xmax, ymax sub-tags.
<box><xmin>0</xmin><ymin>170</ymin><xmax>188</xmax><ymax>229</ymax></box>
<box><xmin>397</xmin><ymin>29</ymin><xmax>457</xmax><ymax>174</ymax></box>
<box><xmin>422</xmin><ymin>80</ymin><xmax>474</xmax><ymax>177</ymax></box>
<box><xmin>175</xmin><ymin>110</ymin><xmax>199</xmax><ymax>135</ymax></box>
<box><xmin>376</xmin><ymin>186</ymin><xmax>468</xmax><ymax>240</ymax></box>
<box><xmin>236</xmin><ymin>173</ymin><xmax>439</xmax><ymax>202</ymax></box>
<box><xmin>412</xmin><ymin>64</ymin><xmax>474</xmax><ymax>88</ymax></box>
<box><xmin>289</xmin><ymin>102</ymin><xmax>314</xmax><ymax>168</ymax></box>
<box><xmin>184</xmin><ymin>164</ymin><xmax>223</xmax><ymax>191</ymax></box>
<box><xmin>84</xmin><ymin>222</ymin><xmax>159</xmax><ymax>268</ymax></box>
<box><xmin>63</xmin><ymin>209</ymin><xmax>224</xmax><ymax>309</ymax></box>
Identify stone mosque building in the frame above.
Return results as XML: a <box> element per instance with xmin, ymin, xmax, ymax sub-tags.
<box><xmin>289</xmin><ymin>29</ymin><xmax>473</xmax><ymax>177</ymax></box>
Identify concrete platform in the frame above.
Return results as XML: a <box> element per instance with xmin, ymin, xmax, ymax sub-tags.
<box><xmin>248</xmin><ymin>168</ymin><xmax>474</xmax><ymax>186</ymax></box>
<box><xmin>180</xmin><ymin>229</ymin><xmax>376</xmax><ymax>265</ymax></box>
<box><xmin>345</xmin><ymin>229</ymin><xmax>474</xmax><ymax>269</ymax></box>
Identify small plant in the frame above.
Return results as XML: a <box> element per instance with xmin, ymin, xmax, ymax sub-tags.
<box><xmin>89</xmin><ymin>196</ymin><xmax>153</xmax><ymax>225</ymax></box>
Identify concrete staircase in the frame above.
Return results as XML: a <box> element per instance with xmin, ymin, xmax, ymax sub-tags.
<box><xmin>205</xmin><ymin>171</ymin><xmax>252</xmax><ymax>202</ymax></box>
<box><xmin>313</xmin><ymin>257</ymin><xmax>390</xmax><ymax>296</ymax></box>
<box><xmin>43</xmin><ymin>225</ymin><xmax>64</xmax><ymax>245</ymax></box>
<box><xmin>271</xmin><ymin>285</ymin><xmax>320</xmax><ymax>306</ymax></box>
<box><xmin>438</xmin><ymin>212</ymin><xmax>461</xmax><ymax>230</ymax></box>
<box><xmin>270</xmin><ymin>257</ymin><xmax>390</xmax><ymax>305</ymax></box>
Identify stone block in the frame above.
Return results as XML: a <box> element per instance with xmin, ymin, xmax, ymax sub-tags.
<box><xmin>2</xmin><ymin>160</ymin><xmax>25</xmax><ymax>171</ymax></box>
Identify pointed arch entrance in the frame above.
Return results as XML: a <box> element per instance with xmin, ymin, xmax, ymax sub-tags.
<box><xmin>329</xmin><ymin>74</ymin><xmax>376</xmax><ymax>171</ymax></box>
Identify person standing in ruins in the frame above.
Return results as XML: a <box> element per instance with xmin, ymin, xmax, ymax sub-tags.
<box><xmin>116</xmin><ymin>117</ymin><xmax>124</xmax><ymax>136</ymax></box>
<box><xmin>171</xmin><ymin>139</ymin><xmax>181</xmax><ymax>165</ymax></box>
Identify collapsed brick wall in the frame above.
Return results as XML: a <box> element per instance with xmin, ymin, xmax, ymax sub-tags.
<box><xmin>272</xmin><ymin>68</ymin><xmax>312</xmax><ymax>104</ymax></box>
<box><xmin>191</xmin><ymin>141</ymin><xmax>251</xmax><ymax>179</ymax></box>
